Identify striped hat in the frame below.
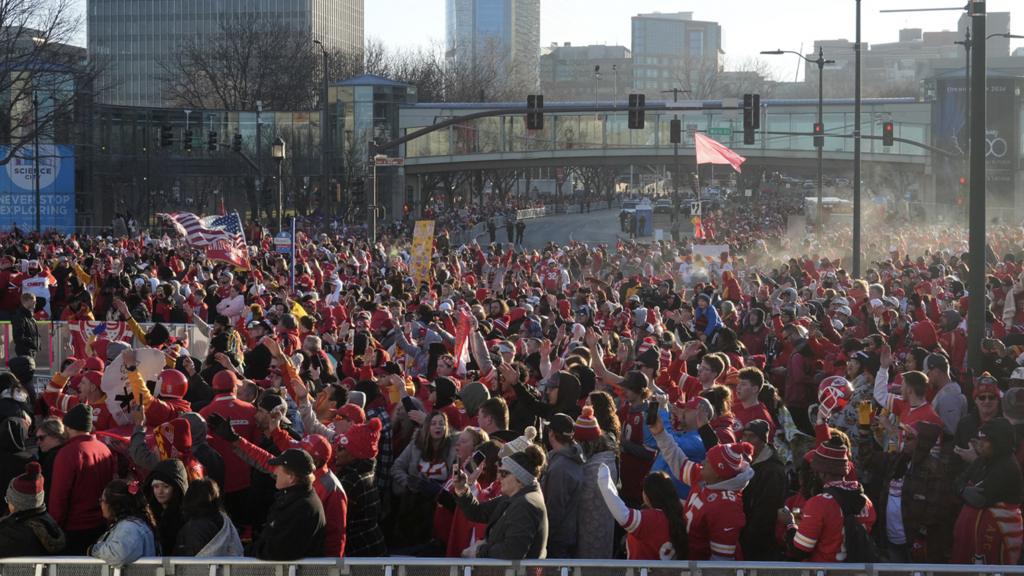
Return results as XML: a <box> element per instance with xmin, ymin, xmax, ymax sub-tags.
<box><xmin>573</xmin><ymin>405</ymin><xmax>602</xmax><ymax>442</ymax></box>
<box><xmin>811</xmin><ymin>439</ymin><xmax>850</xmax><ymax>477</ymax></box>
<box><xmin>705</xmin><ymin>442</ymin><xmax>754</xmax><ymax>480</ymax></box>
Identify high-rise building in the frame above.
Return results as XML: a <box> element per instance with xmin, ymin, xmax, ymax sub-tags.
<box><xmin>446</xmin><ymin>0</ymin><xmax>541</xmax><ymax>93</ymax></box>
<box><xmin>88</xmin><ymin>0</ymin><xmax>364</xmax><ymax>107</ymax></box>
<box><xmin>539</xmin><ymin>43</ymin><xmax>631</xmax><ymax>102</ymax></box>
<box><xmin>630</xmin><ymin>12</ymin><xmax>722</xmax><ymax>97</ymax></box>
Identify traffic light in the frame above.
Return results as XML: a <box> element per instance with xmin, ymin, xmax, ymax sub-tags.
<box><xmin>526</xmin><ymin>94</ymin><xmax>544</xmax><ymax>130</ymax></box>
<box><xmin>159</xmin><ymin>125</ymin><xmax>173</xmax><ymax>148</ymax></box>
<box><xmin>207</xmin><ymin>131</ymin><xmax>218</xmax><ymax>152</ymax></box>
<box><xmin>183</xmin><ymin>130</ymin><xmax>193</xmax><ymax>152</ymax></box>
<box><xmin>742</xmin><ymin>93</ymin><xmax>760</xmax><ymax>145</ymax></box>
<box><xmin>628</xmin><ymin>93</ymin><xmax>645</xmax><ymax>129</ymax></box>
<box><xmin>232</xmin><ymin>133</ymin><xmax>242</xmax><ymax>152</ymax></box>
<box><xmin>669</xmin><ymin>118</ymin><xmax>681</xmax><ymax>144</ymax></box>
<box><xmin>882</xmin><ymin>121</ymin><xmax>894</xmax><ymax>147</ymax></box>
<box><xmin>813</xmin><ymin>122</ymin><xmax>824</xmax><ymax>148</ymax></box>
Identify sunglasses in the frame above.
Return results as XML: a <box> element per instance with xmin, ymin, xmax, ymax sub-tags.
<box><xmin>977</xmin><ymin>395</ymin><xmax>998</xmax><ymax>401</ymax></box>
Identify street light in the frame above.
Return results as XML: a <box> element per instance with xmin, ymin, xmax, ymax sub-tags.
<box><xmin>593</xmin><ymin>65</ymin><xmax>601</xmax><ymax>119</ymax></box>
<box><xmin>371</xmin><ymin>153</ymin><xmax>388</xmax><ymax>245</ymax></box>
<box><xmin>272</xmin><ymin>137</ymin><xmax>286</xmax><ymax>232</ymax></box>
<box><xmin>762</xmin><ymin>47</ymin><xmax>835</xmax><ymax>236</ymax></box>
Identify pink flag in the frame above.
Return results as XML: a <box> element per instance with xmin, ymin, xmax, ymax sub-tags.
<box><xmin>695</xmin><ymin>132</ymin><xmax>746</xmax><ymax>173</ymax></box>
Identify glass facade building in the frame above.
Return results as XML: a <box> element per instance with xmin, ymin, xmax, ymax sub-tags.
<box><xmin>445</xmin><ymin>0</ymin><xmax>540</xmax><ymax>91</ymax></box>
<box><xmin>87</xmin><ymin>0</ymin><xmax>364</xmax><ymax>107</ymax></box>
<box><xmin>631</xmin><ymin>12</ymin><xmax>722</xmax><ymax>97</ymax></box>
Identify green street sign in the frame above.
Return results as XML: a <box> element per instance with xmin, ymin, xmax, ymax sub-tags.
<box><xmin>709</xmin><ymin>127</ymin><xmax>733</xmax><ymax>136</ymax></box>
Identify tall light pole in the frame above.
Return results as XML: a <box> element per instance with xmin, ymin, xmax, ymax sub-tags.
<box><xmin>612</xmin><ymin>64</ymin><xmax>619</xmax><ymax>102</ymax></box>
<box><xmin>853</xmin><ymin>0</ymin><xmax>863</xmax><ymax>276</ymax></box>
<box><xmin>272</xmin><ymin>137</ymin><xmax>286</xmax><ymax>232</ymax></box>
<box><xmin>314</xmin><ymin>39</ymin><xmax>329</xmax><ymax>218</ymax></box>
<box><xmin>593</xmin><ymin>65</ymin><xmax>601</xmax><ymax>120</ymax></box>
<box><xmin>967</xmin><ymin>0</ymin><xmax>986</xmax><ymax>373</ymax></box>
<box><xmin>762</xmin><ymin>47</ymin><xmax>834</xmax><ymax>236</ymax></box>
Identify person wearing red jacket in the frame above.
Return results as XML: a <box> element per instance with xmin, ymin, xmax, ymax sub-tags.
<box><xmin>651</xmin><ymin>417</ymin><xmax>752</xmax><ymax>560</ymax></box>
<box><xmin>199</xmin><ymin>369</ymin><xmax>260</xmax><ymax>524</ymax></box>
<box><xmin>48</xmin><ymin>403</ymin><xmax>118</xmax><ymax>554</ymax></box>
<box><xmin>780</xmin><ymin>438</ymin><xmax>876</xmax><ymax>562</ymax></box>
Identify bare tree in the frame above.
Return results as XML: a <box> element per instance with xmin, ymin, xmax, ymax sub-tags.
<box><xmin>160</xmin><ymin>16</ymin><xmax>318</xmax><ymax>111</ymax></box>
<box><xmin>0</xmin><ymin>0</ymin><xmax>105</xmax><ymax>165</ymax></box>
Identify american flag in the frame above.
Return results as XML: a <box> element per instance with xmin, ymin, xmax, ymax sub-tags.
<box><xmin>159</xmin><ymin>212</ymin><xmax>250</xmax><ymax>269</ymax></box>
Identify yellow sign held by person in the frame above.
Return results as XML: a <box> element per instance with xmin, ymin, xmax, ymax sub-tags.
<box><xmin>409</xmin><ymin>220</ymin><xmax>436</xmax><ymax>286</ymax></box>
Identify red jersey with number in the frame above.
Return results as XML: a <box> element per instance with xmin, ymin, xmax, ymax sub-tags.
<box><xmin>623</xmin><ymin>508</ymin><xmax>677</xmax><ymax>560</ymax></box>
<box><xmin>542</xmin><ymin>266</ymin><xmax>561</xmax><ymax>291</ymax></box>
<box><xmin>679</xmin><ymin>460</ymin><xmax>745</xmax><ymax>560</ymax></box>
<box><xmin>792</xmin><ymin>488</ymin><xmax>876</xmax><ymax>562</ymax></box>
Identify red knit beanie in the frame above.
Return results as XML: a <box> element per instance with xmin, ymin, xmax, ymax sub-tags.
<box><xmin>6</xmin><ymin>462</ymin><xmax>44</xmax><ymax>511</ymax></box>
<box><xmin>573</xmin><ymin>405</ymin><xmax>602</xmax><ymax>442</ymax></box>
<box><xmin>337</xmin><ymin>418</ymin><xmax>382</xmax><ymax>460</ymax></box>
<box><xmin>705</xmin><ymin>442</ymin><xmax>754</xmax><ymax>480</ymax></box>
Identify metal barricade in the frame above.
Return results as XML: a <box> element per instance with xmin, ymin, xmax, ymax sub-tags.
<box><xmin>3</xmin><ymin>558</ymin><xmax>1024</xmax><ymax>576</ymax></box>
<box><xmin>0</xmin><ymin>322</ymin><xmax>209</xmax><ymax>388</ymax></box>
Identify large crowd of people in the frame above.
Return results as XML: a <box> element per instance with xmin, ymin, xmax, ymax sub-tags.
<box><xmin>0</xmin><ymin>208</ymin><xmax>1023</xmax><ymax>567</ymax></box>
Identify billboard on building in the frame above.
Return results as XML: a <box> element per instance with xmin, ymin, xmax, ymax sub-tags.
<box><xmin>933</xmin><ymin>76</ymin><xmax>1019</xmax><ymax>208</ymax></box>
<box><xmin>0</xmin><ymin>145</ymin><xmax>75</xmax><ymax>233</ymax></box>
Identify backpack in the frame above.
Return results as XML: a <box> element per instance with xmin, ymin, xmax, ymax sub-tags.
<box><xmin>825</xmin><ymin>487</ymin><xmax>880</xmax><ymax>563</ymax></box>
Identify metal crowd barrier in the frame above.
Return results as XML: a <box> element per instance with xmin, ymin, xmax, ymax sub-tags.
<box><xmin>2</xmin><ymin>558</ymin><xmax>1024</xmax><ymax>576</ymax></box>
<box><xmin>0</xmin><ymin>321</ymin><xmax>210</xmax><ymax>384</ymax></box>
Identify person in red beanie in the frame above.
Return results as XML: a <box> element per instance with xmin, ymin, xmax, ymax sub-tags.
<box><xmin>335</xmin><ymin>418</ymin><xmax>387</xmax><ymax>556</ymax></box>
<box><xmin>650</xmin><ymin>414</ymin><xmax>752</xmax><ymax>560</ymax></box>
<box><xmin>42</xmin><ymin>359</ymin><xmax>116</xmax><ymax>431</ymax></box>
<box><xmin>780</xmin><ymin>437</ymin><xmax>876</xmax><ymax>562</ymax></box>
<box><xmin>198</xmin><ymin>369</ymin><xmax>258</xmax><ymax>526</ymax></box>
<box><xmin>0</xmin><ymin>461</ymin><xmax>66</xmax><ymax>557</ymax></box>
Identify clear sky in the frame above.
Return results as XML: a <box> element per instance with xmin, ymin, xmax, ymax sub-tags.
<box><xmin>366</xmin><ymin>0</ymin><xmax>1024</xmax><ymax>80</ymax></box>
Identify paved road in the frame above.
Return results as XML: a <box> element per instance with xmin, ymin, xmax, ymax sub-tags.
<box><xmin>515</xmin><ymin>208</ymin><xmax>624</xmax><ymax>249</ymax></box>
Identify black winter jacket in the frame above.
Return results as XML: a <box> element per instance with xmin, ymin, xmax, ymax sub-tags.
<box><xmin>250</xmin><ymin>483</ymin><xmax>326</xmax><ymax>561</ymax></box>
<box><xmin>0</xmin><ymin>507</ymin><xmax>66</xmax><ymax>557</ymax></box>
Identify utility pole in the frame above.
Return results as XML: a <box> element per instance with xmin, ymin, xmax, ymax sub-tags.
<box><xmin>853</xmin><ymin>0</ymin><xmax>863</xmax><ymax>276</ymax></box>
<box><xmin>967</xmin><ymin>0</ymin><xmax>986</xmax><ymax>373</ymax></box>
<box><xmin>662</xmin><ymin>88</ymin><xmax>690</xmax><ymax>224</ymax></box>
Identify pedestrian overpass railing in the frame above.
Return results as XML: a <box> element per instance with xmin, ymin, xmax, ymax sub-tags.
<box><xmin>2</xmin><ymin>557</ymin><xmax>1023</xmax><ymax>576</ymax></box>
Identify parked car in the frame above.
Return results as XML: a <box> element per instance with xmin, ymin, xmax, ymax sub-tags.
<box><xmin>653</xmin><ymin>199</ymin><xmax>673</xmax><ymax>213</ymax></box>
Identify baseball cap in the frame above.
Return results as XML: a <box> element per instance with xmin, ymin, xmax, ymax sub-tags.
<box><xmin>267</xmin><ymin>448</ymin><xmax>315</xmax><ymax>476</ymax></box>
<box><xmin>257</xmin><ymin>393</ymin><xmax>292</xmax><ymax>425</ymax></box>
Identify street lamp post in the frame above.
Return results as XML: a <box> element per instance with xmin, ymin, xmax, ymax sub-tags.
<box><xmin>593</xmin><ymin>65</ymin><xmax>601</xmax><ymax>119</ymax></box>
<box><xmin>371</xmin><ymin>153</ymin><xmax>387</xmax><ymax>245</ymax></box>
<box><xmin>761</xmin><ymin>47</ymin><xmax>835</xmax><ymax>236</ymax></box>
<box><xmin>272</xmin><ymin>137</ymin><xmax>286</xmax><ymax>232</ymax></box>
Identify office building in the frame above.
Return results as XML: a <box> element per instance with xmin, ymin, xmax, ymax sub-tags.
<box><xmin>539</xmin><ymin>43</ymin><xmax>631</xmax><ymax>101</ymax></box>
<box><xmin>446</xmin><ymin>0</ymin><xmax>541</xmax><ymax>92</ymax></box>
<box><xmin>88</xmin><ymin>0</ymin><xmax>364</xmax><ymax>107</ymax></box>
<box><xmin>630</xmin><ymin>12</ymin><xmax>722</xmax><ymax>97</ymax></box>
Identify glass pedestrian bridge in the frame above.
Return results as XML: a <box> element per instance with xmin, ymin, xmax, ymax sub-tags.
<box><xmin>399</xmin><ymin>98</ymin><xmax>933</xmax><ymax>168</ymax></box>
